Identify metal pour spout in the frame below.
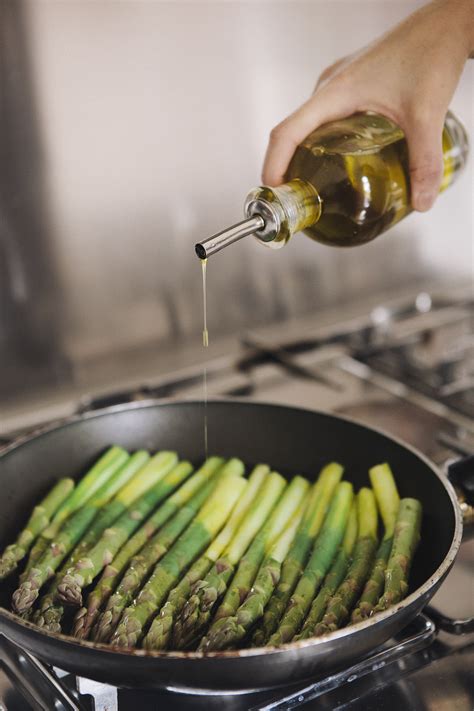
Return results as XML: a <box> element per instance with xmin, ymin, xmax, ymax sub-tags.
<box><xmin>195</xmin><ymin>215</ymin><xmax>265</xmax><ymax>259</ymax></box>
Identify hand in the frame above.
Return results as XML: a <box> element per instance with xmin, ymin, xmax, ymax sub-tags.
<box><xmin>262</xmin><ymin>0</ymin><xmax>473</xmax><ymax>212</ymax></box>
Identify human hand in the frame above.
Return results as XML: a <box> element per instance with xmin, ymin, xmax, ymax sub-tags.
<box><xmin>262</xmin><ymin>0</ymin><xmax>473</xmax><ymax>211</ymax></box>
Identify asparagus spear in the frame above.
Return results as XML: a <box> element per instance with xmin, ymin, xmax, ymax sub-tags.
<box><xmin>71</xmin><ymin>452</ymin><xmax>217</xmax><ymax>577</ymax></box>
<box><xmin>268</xmin><ymin>481</ymin><xmax>354</xmax><ymax>646</ymax></box>
<box><xmin>351</xmin><ymin>463</ymin><xmax>400</xmax><ymax>623</ymax></box>
<box><xmin>110</xmin><ymin>474</ymin><xmax>247</xmax><ymax>648</ymax></box>
<box><xmin>32</xmin><ymin>457</ymin><xmax>229</xmax><ymax>634</ymax></box>
<box><xmin>57</xmin><ymin>461</ymin><xmax>194</xmax><ymax>607</ymax></box>
<box><xmin>92</xmin><ymin>470</ymin><xmax>222</xmax><ymax>642</ymax></box>
<box><xmin>0</xmin><ymin>478</ymin><xmax>74</xmax><ymax>580</ymax></box>
<box><xmin>51</xmin><ymin>451</ymin><xmax>152</xmax><ymax>568</ymax></box>
<box><xmin>11</xmin><ymin>451</ymin><xmax>151</xmax><ymax>615</ymax></box>
<box><xmin>202</xmin><ymin>475</ymin><xmax>309</xmax><ymax>636</ymax></box>
<box><xmin>25</xmin><ymin>446</ymin><xmax>129</xmax><ymax>572</ymax></box>
<box><xmin>200</xmin><ymin>500</ymin><xmax>307</xmax><ymax>651</ymax></box>
<box><xmin>51</xmin><ymin>446</ymin><xmax>129</xmax><ymax>523</ymax></box>
<box><xmin>31</xmin><ymin>588</ymin><xmax>63</xmax><ymax>633</ymax></box>
<box><xmin>143</xmin><ymin>464</ymin><xmax>269</xmax><ymax>650</ymax></box>
<box><xmin>30</xmin><ymin>450</ymin><xmax>153</xmax><ymax>631</ymax></box>
<box><xmin>71</xmin><ymin>457</ymin><xmax>242</xmax><ymax>639</ymax></box>
<box><xmin>313</xmin><ymin>487</ymin><xmax>378</xmax><ymax>636</ymax></box>
<box><xmin>296</xmin><ymin>500</ymin><xmax>358</xmax><ymax>640</ymax></box>
<box><xmin>374</xmin><ymin>497</ymin><xmax>422</xmax><ymax>612</ymax></box>
<box><xmin>252</xmin><ymin>462</ymin><xmax>343</xmax><ymax>646</ymax></box>
<box><xmin>106</xmin><ymin>450</ymin><xmax>179</xmax><ymax>506</ymax></box>
<box><xmin>171</xmin><ymin>472</ymin><xmax>287</xmax><ymax>650</ymax></box>
<box><xmin>369</xmin><ymin>464</ymin><xmax>400</xmax><ymax>535</ymax></box>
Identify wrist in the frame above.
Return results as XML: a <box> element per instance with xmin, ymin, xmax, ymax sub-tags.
<box><xmin>440</xmin><ymin>0</ymin><xmax>474</xmax><ymax>56</ymax></box>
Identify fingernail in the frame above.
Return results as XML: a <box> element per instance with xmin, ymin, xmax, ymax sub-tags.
<box><xmin>414</xmin><ymin>191</ymin><xmax>435</xmax><ymax>212</ymax></box>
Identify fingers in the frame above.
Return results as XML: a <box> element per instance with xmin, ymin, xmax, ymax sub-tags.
<box><xmin>402</xmin><ymin>115</ymin><xmax>444</xmax><ymax>211</ymax></box>
<box><xmin>262</xmin><ymin>88</ymin><xmax>355</xmax><ymax>186</ymax></box>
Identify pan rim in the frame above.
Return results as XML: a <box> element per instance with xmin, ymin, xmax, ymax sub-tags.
<box><xmin>0</xmin><ymin>397</ymin><xmax>463</xmax><ymax>660</ymax></box>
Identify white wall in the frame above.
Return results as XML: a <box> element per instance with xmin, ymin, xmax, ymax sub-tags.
<box><xmin>19</xmin><ymin>0</ymin><xmax>474</xmax><ymax>360</ymax></box>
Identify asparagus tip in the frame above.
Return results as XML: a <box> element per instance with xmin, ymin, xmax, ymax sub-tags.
<box><xmin>110</xmin><ymin>619</ymin><xmax>141</xmax><ymax>648</ymax></box>
<box><xmin>0</xmin><ymin>557</ymin><xmax>16</xmax><ymax>581</ymax></box>
<box><xmin>199</xmin><ymin>617</ymin><xmax>242</xmax><ymax>651</ymax></box>
<box><xmin>12</xmin><ymin>582</ymin><xmax>39</xmax><ymax>615</ymax></box>
<box><xmin>142</xmin><ymin>613</ymin><xmax>173</xmax><ymax>650</ymax></box>
<box><xmin>92</xmin><ymin>610</ymin><xmax>115</xmax><ymax>643</ymax></box>
<box><xmin>171</xmin><ymin>584</ymin><xmax>219</xmax><ymax>650</ymax></box>
<box><xmin>57</xmin><ymin>574</ymin><xmax>83</xmax><ymax>607</ymax></box>
<box><xmin>31</xmin><ymin>599</ymin><xmax>64</xmax><ymax>633</ymax></box>
<box><xmin>71</xmin><ymin>607</ymin><xmax>92</xmax><ymax>639</ymax></box>
<box><xmin>351</xmin><ymin>601</ymin><xmax>373</xmax><ymax>623</ymax></box>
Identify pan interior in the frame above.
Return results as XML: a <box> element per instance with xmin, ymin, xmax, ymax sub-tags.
<box><xmin>0</xmin><ymin>401</ymin><xmax>456</xmax><ymax>623</ymax></box>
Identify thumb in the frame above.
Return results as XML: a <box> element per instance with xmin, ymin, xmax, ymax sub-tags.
<box><xmin>403</xmin><ymin>117</ymin><xmax>444</xmax><ymax>212</ymax></box>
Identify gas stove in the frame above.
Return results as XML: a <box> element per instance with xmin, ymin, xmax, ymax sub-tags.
<box><xmin>1</xmin><ymin>613</ymin><xmax>471</xmax><ymax>711</ymax></box>
<box><xmin>1</xmin><ymin>284</ymin><xmax>473</xmax><ymax>710</ymax></box>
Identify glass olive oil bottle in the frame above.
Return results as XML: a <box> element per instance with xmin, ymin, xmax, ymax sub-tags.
<box><xmin>195</xmin><ymin>111</ymin><xmax>468</xmax><ymax>258</ymax></box>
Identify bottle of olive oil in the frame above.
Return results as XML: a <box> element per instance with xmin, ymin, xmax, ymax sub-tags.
<box><xmin>195</xmin><ymin>111</ymin><xmax>468</xmax><ymax>258</ymax></box>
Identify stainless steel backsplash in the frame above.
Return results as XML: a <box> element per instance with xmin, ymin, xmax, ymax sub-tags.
<box><xmin>1</xmin><ymin>0</ymin><xmax>472</xmax><ymax>396</ymax></box>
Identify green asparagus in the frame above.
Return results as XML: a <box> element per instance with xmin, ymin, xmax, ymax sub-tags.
<box><xmin>351</xmin><ymin>463</ymin><xmax>400</xmax><ymax>623</ymax></box>
<box><xmin>51</xmin><ymin>446</ymin><xmax>129</xmax><ymax>523</ymax></box>
<box><xmin>200</xmin><ymin>500</ymin><xmax>306</xmax><ymax>651</ymax></box>
<box><xmin>30</xmin><ymin>450</ymin><xmax>152</xmax><ymax>631</ymax></box>
<box><xmin>92</xmin><ymin>470</ymin><xmax>222</xmax><ymax>642</ymax></box>
<box><xmin>4</xmin><ymin>449</ymin><xmax>421</xmax><ymax>652</ymax></box>
<box><xmin>71</xmin><ymin>457</ymin><xmax>240</xmax><ymax>639</ymax></box>
<box><xmin>52</xmin><ymin>451</ymin><xmax>152</xmax><ymax>568</ymax></box>
<box><xmin>107</xmin><ymin>451</ymin><xmax>179</xmax><ymax>506</ymax></box>
<box><xmin>172</xmin><ymin>472</ymin><xmax>287</xmax><ymax>650</ymax></box>
<box><xmin>200</xmin><ymin>475</ymin><xmax>309</xmax><ymax>648</ymax></box>
<box><xmin>313</xmin><ymin>487</ymin><xmax>378</xmax><ymax>636</ymax></box>
<box><xmin>0</xmin><ymin>478</ymin><xmax>74</xmax><ymax>580</ymax></box>
<box><xmin>25</xmin><ymin>446</ymin><xmax>129</xmax><ymax>572</ymax></box>
<box><xmin>296</xmin><ymin>500</ymin><xmax>358</xmax><ymax>640</ymax></box>
<box><xmin>268</xmin><ymin>481</ymin><xmax>354</xmax><ymax>645</ymax></box>
<box><xmin>252</xmin><ymin>462</ymin><xmax>343</xmax><ymax>646</ymax></box>
<box><xmin>369</xmin><ymin>464</ymin><xmax>400</xmax><ymax>534</ymax></box>
<box><xmin>143</xmin><ymin>464</ymin><xmax>269</xmax><ymax>650</ymax></box>
<box><xmin>57</xmin><ymin>461</ymin><xmax>194</xmax><ymax>607</ymax></box>
<box><xmin>103</xmin><ymin>455</ymin><xmax>230</xmax><ymax>572</ymax></box>
<box><xmin>374</xmin><ymin>497</ymin><xmax>422</xmax><ymax>612</ymax></box>
<box><xmin>110</xmin><ymin>474</ymin><xmax>247</xmax><ymax>648</ymax></box>
<box><xmin>11</xmin><ymin>451</ymin><xmax>149</xmax><ymax>614</ymax></box>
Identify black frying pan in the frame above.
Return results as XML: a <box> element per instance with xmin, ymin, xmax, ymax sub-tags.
<box><xmin>0</xmin><ymin>400</ymin><xmax>463</xmax><ymax>692</ymax></box>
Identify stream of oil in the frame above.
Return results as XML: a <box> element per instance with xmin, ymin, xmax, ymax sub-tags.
<box><xmin>202</xmin><ymin>259</ymin><xmax>209</xmax><ymax>459</ymax></box>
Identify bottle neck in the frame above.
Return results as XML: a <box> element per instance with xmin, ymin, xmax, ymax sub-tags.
<box><xmin>194</xmin><ymin>179</ymin><xmax>322</xmax><ymax>259</ymax></box>
<box><xmin>244</xmin><ymin>179</ymin><xmax>322</xmax><ymax>248</ymax></box>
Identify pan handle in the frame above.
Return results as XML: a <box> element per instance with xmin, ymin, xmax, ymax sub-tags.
<box><xmin>425</xmin><ymin>450</ymin><xmax>474</xmax><ymax>635</ymax></box>
<box><xmin>447</xmin><ymin>455</ymin><xmax>474</xmax><ymax>536</ymax></box>
<box><xmin>424</xmin><ymin>606</ymin><xmax>474</xmax><ymax>635</ymax></box>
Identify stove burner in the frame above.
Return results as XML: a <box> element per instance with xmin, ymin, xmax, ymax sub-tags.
<box><xmin>0</xmin><ymin>614</ymin><xmax>436</xmax><ymax>711</ymax></box>
<box><xmin>2</xmin><ymin>609</ymin><xmax>473</xmax><ymax>711</ymax></box>
<box><xmin>240</xmin><ymin>293</ymin><xmax>474</xmax><ymax>422</ymax></box>
<box><xmin>251</xmin><ymin>615</ymin><xmax>436</xmax><ymax>711</ymax></box>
